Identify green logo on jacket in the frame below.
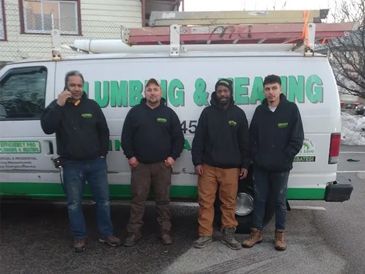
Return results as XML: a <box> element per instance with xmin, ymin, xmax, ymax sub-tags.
<box><xmin>278</xmin><ymin>122</ymin><xmax>289</xmax><ymax>128</ymax></box>
<box><xmin>228</xmin><ymin>120</ymin><xmax>237</xmax><ymax>127</ymax></box>
<box><xmin>156</xmin><ymin>117</ymin><xmax>167</xmax><ymax>123</ymax></box>
<box><xmin>81</xmin><ymin>113</ymin><xmax>93</xmax><ymax>118</ymax></box>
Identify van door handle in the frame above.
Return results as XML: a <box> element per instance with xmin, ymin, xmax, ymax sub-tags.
<box><xmin>44</xmin><ymin>140</ymin><xmax>54</xmax><ymax>155</ymax></box>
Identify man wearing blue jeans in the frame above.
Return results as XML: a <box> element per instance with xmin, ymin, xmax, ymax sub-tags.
<box><xmin>41</xmin><ymin>71</ymin><xmax>120</xmax><ymax>252</ymax></box>
<box><xmin>243</xmin><ymin>74</ymin><xmax>304</xmax><ymax>251</ymax></box>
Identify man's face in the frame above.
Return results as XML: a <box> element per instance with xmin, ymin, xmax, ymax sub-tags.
<box><xmin>264</xmin><ymin>82</ymin><xmax>281</xmax><ymax>105</ymax></box>
<box><xmin>145</xmin><ymin>83</ymin><xmax>162</xmax><ymax>106</ymax></box>
<box><xmin>66</xmin><ymin>75</ymin><xmax>83</xmax><ymax>100</ymax></box>
<box><xmin>216</xmin><ymin>85</ymin><xmax>231</xmax><ymax>105</ymax></box>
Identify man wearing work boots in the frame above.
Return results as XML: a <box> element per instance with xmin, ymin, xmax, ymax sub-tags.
<box><xmin>192</xmin><ymin>79</ymin><xmax>250</xmax><ymax>250</ymax></box>
<box><xmin>242</xmin><ymin>75</ymin><xmax>304</xmax><ymax>251</ymax></box>
<box><xmin>41</xmin><ymin>71</ymin><xmax>121</xmax><ymax>252</ymax></box>
<box><xmin>121</xmin><ymin>78</ymin><xmax>184</xmax><ymax>246</ymax></box>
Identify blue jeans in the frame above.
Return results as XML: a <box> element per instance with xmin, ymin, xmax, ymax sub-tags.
<box><xmin>252</xmin><ymin>165</ymin><xmax>289</xmax><ymax>230</ymax></box>
<box><xmin>62</xmin><ymin>157</ymin><xmax>114</xmax><ymax>239</ymax></box>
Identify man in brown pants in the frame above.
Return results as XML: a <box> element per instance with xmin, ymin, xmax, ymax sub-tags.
<box><xmin>192</xmin><ymin>79</ymin><xmax>250</xmax><ymax>250</ymax></box>
<box><xmin>121</xmin><ymin>78</ymin><xmax>184</xmax><ymax>246</ymax></box>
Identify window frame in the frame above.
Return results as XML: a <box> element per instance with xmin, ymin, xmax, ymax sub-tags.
<box><xmin>19</xmin><ymin>0</ymin><xmax>82</xmax><ymax>35</ymax></box>
<box><xmin>0</xmin><ymin>0</ymin><xmax>7</xmax><ymax>41</ymax></box>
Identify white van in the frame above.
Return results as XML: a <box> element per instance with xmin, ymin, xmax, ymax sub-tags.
<box><xmin>0</xmin><ymin>40</ymin><xmax>352</xmax><ymax>231</ymax></box>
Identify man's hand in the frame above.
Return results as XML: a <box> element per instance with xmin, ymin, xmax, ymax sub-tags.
<box><xmin>239</xmin><ymin>168</ymin><xmax>248</xmax><ymax>179</ymax></box>
<box><xmin>164</xmin><ymin>157</ymin><xmax>175</xmax><ymax>167</ymax></box>
<box><xmin>128</xmin><ymin>157</ymin><xmax>139</xmax><ymax>168</ymax></box>
<box><xmin>56</xmin><ymin>90</ymin><xmax>72</xmax><ymax>107</ymax></box>
<box><xmin>195</xmin><ymin>164</ymin><xmax>204</xmax><ymax>176</ymax></box>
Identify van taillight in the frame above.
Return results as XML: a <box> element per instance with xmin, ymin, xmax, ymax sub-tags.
<box><xmin>329</xmin><ymin>133</ymin><xmax>341</xmax><ymax>164</ymax></box>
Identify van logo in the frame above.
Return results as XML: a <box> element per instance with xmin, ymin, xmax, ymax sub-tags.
<box><xmin>228</xmin><ymin>120</ymin><xmax>237</xmax><ymax>127</ymax></box>
<box><xmin>81</xmin><ymin>113</ymin><xmax>93</xmax><ymax>118</ymax></box>
<box><xmin>157</xmin><ymin>117</ymin><xmax>167</xmax><ymax>123</ymax></box>
<box><xmin>277</xmin><ymin>122</ymin><xmax>288</xmax><ymax>128</ymax></box>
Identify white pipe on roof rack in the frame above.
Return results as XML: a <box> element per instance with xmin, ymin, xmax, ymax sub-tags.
<box><xmin>71</xmin><ymin>39</ymin><xmax>298</xmax><ymax>54</ymax></box>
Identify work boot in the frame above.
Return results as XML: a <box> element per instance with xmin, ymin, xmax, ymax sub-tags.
<box><xmin>160</xmin><ymin>231</ymin><xmax>173</xmax><ymax>245</ymax></box>
<box><xmin>73</xmin><ymin>238</ymin><xmax>86</xmax><ymax>253</ymax></box>
<box><xmin>98</xmin><ymin>235</ymin><xmax>121</xmax><ymax>247</ymax></box>
<box><xmin>193</xmin><ymin>236</ymin><xmax>213</xmax><ymax>249</ymax></box>
<box><xmin>274</xmin><ymin>230</ymin><xmax>287</xmax><ymax>251</ymax></box>
<box><xmin>242</xmin><ymin>228</ymin><xmax>263</xmax><ymax>248</ymax></box>
<box><xmin>124</xmin><ymin>233</ymin><xmax>142</xmax><ymax>247</ymax></box>
<box><xmin>221</xmin><ymin>227</ymin><xmax>242</xmax><ymax>250</ymax></box>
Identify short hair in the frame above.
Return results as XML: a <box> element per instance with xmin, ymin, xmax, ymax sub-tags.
<box><xmin>263</xmin><ymin>74</ymin><xmax>281</xmax><ymax>86</ymax></box>
<box><xmin>145</xmin><ymin>78</ymin><xmax>160</xmax><ymax>88</ymax></box>
<box><xmin>64</xmin><ymin>70</ymin><xmax>84</xmax><ymax>88</ymax></box>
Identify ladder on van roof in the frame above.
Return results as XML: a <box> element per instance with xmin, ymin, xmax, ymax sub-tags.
<box><xmin>121</xmin><ymin>22</ymin><xmax>354</xmax><ymax>56</ymax></box>
<box><xmin>120</xmin><ymin>9</ymin><xmax>355</xmax><ymax>56</ymax></box>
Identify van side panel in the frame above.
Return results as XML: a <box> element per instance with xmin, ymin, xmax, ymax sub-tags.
<box><xmin>0</xmin><ymin>56</ymin><xmax>340</xmax><ymax>200</ymax></box>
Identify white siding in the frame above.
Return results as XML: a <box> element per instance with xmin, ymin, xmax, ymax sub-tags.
<box><xmin>0</xmin><ymin>0</ymin><xmax>142</xmax><ymax>62</ymax></box>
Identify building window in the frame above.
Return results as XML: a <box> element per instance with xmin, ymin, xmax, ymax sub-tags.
<box><xmin>0</xmin><ymin>0</ymin><xmax>6</xmax><ymax>40</ymax></box>
<box><xmin>20</xmin><ymin>0</ymin><xmax>80</xmax><ymax>35</ymax></box>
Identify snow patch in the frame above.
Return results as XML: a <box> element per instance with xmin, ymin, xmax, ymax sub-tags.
<box><xmin>341</xmin><ymin>112</ymin><xmax>365</xmax><ymax>145</ymax></box>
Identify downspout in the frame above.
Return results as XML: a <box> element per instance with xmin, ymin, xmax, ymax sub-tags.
<box><xmin>141</xmin><ymin>0</ymin><xmax>146</xmax><ymax>26</ymax></box>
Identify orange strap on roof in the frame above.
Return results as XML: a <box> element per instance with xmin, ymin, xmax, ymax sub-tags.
<box><xmin>301</xmin><ymin>10</ymin><xmax>310</xmax><ymax>47</ymax></box>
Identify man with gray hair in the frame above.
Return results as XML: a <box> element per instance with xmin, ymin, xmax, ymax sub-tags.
<box><xmin>41</xmin><ymin>71</ymin><xmax>120</xmax><ymax>252</ymax></box>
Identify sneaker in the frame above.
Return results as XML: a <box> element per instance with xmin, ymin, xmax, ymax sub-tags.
<box><xmin>193</xmin><ymin>236</ymin><xmax>213</xmax><ymax>249</ymax></box>
<box><xmin>124</xmin><ymin>233</ymin><xmax>142</xmax><ymax>247</ymax></box>
<box><xmin>221</xmin><ymin>227</ymin><xmax>242</xmax><ymax>250</ymax></box>
<box><xmin>98</xmin><ymin>235</ymin><xmax>121</xmax><ymax>247</ymax></box>
<box><xmin>73</xmin><ymin>238</ymin><xmax>86</xmax><ymax>253</ymax></box>
<box><xmin>160</xmin><ymin>232</ymin><xmax>173</xmax><ymax>245</ymax></box>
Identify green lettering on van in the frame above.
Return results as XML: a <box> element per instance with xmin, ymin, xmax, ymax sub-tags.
<box><xmin>184</xmin><ymin>139</ymin><xmax>191</xmax><ymax>151</ymax></box>
<box><xmin>306</xmin><ymin>75</ymin><xmax>323</xmax><ymax>103</ymax></box>
<box><xmin>129</xmin><ymin>80</ymin><xmax>143</xmax><ymax>106</ymax></box>
<box><xmin>168</xmin><ymin>79</ymin><xmax>185</xmax><ymax>107</ymax></box>
<box><xmin>95</xmin><ymin>81</ymin><xmax>109</xmax><ymax>108</ymax></box>
<box><xmin>110</xmin><ymin>80</ymin><xmax>128</xmax><ymax>107</ymax></box>
<box><xmin>280</xmin><ymin>76</ymin><xmax>288</xmax><ymax>97</ymax></box>
<box><xmin>193</xmin><ymin>78</ymin><xmax>208</xmax><ymax>106</ymax></box>
<box><xmin>234</xmin><ymin>77</ymin><xmax>249</xmax><ymax>105</ymax></box>
<box><xmin>288</xmin><ymin>75</ymin><xmax>305</xmax><ymax>103</ymax></box>
<box><xmin>249</xmin><ymin>77</ymin><xmax>264</xmax><ymax>104</ymax></box>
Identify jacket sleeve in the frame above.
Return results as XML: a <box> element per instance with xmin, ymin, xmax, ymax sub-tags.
<box><xmin>191</xmin><ymin>109</ymin><xmax>207</xmax><ymax>166</ymax></box>
<box><xmin>238</xmin><ymin>111</ymin><xmax>250</xmax><ymax>168</ymax></box>
<box><xmin>95</xmin><ymin>104</ymin><xmax>110</xmax><ymax>156</ymax></box>
<box><xmin>121</xmin><ymin>109</ymin><xmax>135</xmax><ymax>159</ymax></box>
<box><xmin>284</xmin><ymin>104</ymin><xmax>304</xmax><ymax>159</ymax></box>
<box><xmin>249</xmin><ymin>108</ymin><xmax>259</xmax><ymax>161</ymax></box>
<box><xmin>169</xmin><ymin>110</ymin><xmax>184</xmax><ymax>160</ymax></box>
<box><xmin>40</xmin><ymin>100</ymin><xmax>63</xmax><ymax>134</ymax></box>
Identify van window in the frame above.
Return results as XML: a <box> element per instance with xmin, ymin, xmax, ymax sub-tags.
<box><xmin>0</xmin><ymin>66</ymin><xmax>47</xmax><ymax>120</ymax></box>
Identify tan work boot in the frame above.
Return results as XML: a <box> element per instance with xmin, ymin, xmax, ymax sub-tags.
<box><xmin>274</xmin><ymin>230</ymin><xmax>287</xmax><ymax>251</ymax></box>
<box><xmin>242</xmin><ymin>228</ymin><xmax>263</xmax><ymax>248</ymax></box>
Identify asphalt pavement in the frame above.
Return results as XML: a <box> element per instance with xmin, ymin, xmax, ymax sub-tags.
<box><xmin>0</xmin><ymin>145</ymin><xmax>364</xmax><ymax>273</ymax></box>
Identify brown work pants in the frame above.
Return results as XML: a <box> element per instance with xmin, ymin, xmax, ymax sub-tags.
<box><xmin>198</xmin><ymin>164</ymin><xmax>239</xmax><ymax>236</ymax></box>
<box><xmin>127</xmin><ymin>162</ymin><xmax>172</xmax><ymax>235</ymax></box>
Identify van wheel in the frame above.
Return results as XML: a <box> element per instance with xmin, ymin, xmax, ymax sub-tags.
<box><xmin>214</xmin><ymin>168</ymin><xmax>275</xmax><ymax>234</ymax></box>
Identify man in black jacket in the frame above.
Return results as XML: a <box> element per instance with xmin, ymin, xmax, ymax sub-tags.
<box><xmin>121</xmin><ymin>78</ymin><xmax>184</xmax><ymax>246</ymax></box>
<box><xmin>192</xmin><ymin>79</ymin><xmax>250</xmax><ymax>250</ymax></box>
<box><xmin>242</xmin><ymin>74</ymin><xmax>304</xmax><ymax>251</ymax></box>
<box><xmin>41</xmin><ymin>71</ymin><xmax>120</xmax><ymax>252</ymax></box>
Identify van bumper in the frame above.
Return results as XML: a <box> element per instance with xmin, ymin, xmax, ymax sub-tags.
<box><xmin>325</xmin><ymin>182</ymin><xmax>353</xmax><ymax>202</ymax></box>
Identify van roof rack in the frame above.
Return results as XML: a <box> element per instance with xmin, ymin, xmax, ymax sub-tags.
<box><xmin>120</xmin><ymin>22</ymin><xmax>354</xmax><ymax>56</ymax></box>
<box><xmin>122</xmin><ymin>22</ymin><xmax>353</xmax><ymax>46</ymax></box>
